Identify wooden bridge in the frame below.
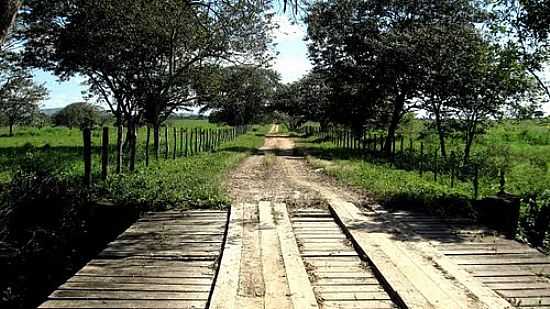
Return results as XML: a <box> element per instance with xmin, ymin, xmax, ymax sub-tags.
<box><xmin>39</xmin><ymin>201</ymin><xmax>550</xmax><ymax>309</ymax></box>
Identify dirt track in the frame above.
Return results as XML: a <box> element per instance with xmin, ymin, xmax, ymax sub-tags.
<box><xmin>225</xmin><ymin>125</ymin><xmax>369</xmax><ymax>308</ymax></box>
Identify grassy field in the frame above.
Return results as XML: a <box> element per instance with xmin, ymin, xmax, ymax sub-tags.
<box><xmin>298</xmin><ymin>119</ymin><xmax>550</xmax><ymax>214</ymax></box>
<box><xmin>0</xmin><ymin>120</ymin><xmax>269</xmax><ymax>208</ymax></box>
<box><xmin>0</xmin><ymin>119</ymin><xmax>228</xmax><ymax>183</ymax></box>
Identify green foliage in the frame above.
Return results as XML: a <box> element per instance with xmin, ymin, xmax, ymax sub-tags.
<box><xmin>100</xmin><ymin>128</ymin><xmax>266</xmax><ymax>209</ymax></box>
<box><xmin>53</xmin><ymin>102</ymin><xmax>101</xmax><ymax>129</ymax></box>
<box><xmin>204</xmin><ymin>66</ymin><xmax>281</xmax><ymax>126</ymax></box>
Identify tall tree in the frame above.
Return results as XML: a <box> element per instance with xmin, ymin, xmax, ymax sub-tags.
<box><xmin>202</xmin><ymin>66</ymin><xmax>281</xmax><ymax>126</ymax></box>
<box><xmin>0</xmin><ymin>0</ymin><xmax>20</xmax><ymax>46</ymax></box>
<box><xmin>492</xmin><ymin>0</ymin><xmax>550</xmax><ymax>100</ymax></box>
<box><xmin>0</xmin><ymin>56</ymin><xmax>48</xmax><ymax>136</ymax></box>
<box><xmin>20</xmin><ymin>0</ymin><xmax>273</xmax><ymax>170</ymax></box>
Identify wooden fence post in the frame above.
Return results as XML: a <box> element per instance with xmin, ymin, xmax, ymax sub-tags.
<box><xmin>101</xmin><ymin>127</ymin><xmax>109</xmax><ymax>180</ymax></box>
<box><xmin>145</xmin><ymin>127</ymin><xmax>150</xmax><ymax>167</ymax></box>
<box><xmin>419</xmin><ymin>142</ymin><xmax>424</xmax><ymax>176</ymax></box>
<box><xmin>83</xmin><ymin>128</ymin><xmax>92</xmax><ymax>186</ymax></box>
<box><xmin>164</xmin><ymin>126</ymin><xmax>169</xmax><ymax>160</ymax></box>
<box><xmin>473</xmin><ymin>164</ymin><xmax>479</xmax><ymax>199</ymax></box>
<box><xmin>433</xmin><ymin>149</ymin><xmax>438</xmax><ymax>182</ymax></box>
<box><xmin>180</xmin><ymin>128</ymin><xmax>184</xmax><ymax>157</ymax></box>
<box><xmin>116</xmin><ymin>125</ymin><xmax>123</xmax><ymax>174</ymax></box>
<box><xmin>185</xmin><ymin>129</ymin><xmax>189</xmax><ymax>156</ymax></box>
<box><xmin>173</xmin><ymin>127</ymin><xmax>177</xmax><ymax>160</ymax></box>
<box><xmin>450</xmin><ymin>151</ymin><xmax>455</xmax><ymax>188</ymax></box>
<box><xmin>194</xmin><ymin>128</ymin><xmax>199</xmax><ymax>154</ymax></box>
<box><xmin>499</xmin><ymin>168</ymin><xmax>506</xmax><ymax>194</ymax></box>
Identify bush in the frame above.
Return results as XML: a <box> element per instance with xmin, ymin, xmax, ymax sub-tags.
<box><xmin>520</xmin><ymin>190</ymin><xmax>550</xmax><ymax>248</ymax></box>
<box><xmin>0</xmin><ymin>167</ymin><xmax>92</xmax><ymax>309</ymax></box>
<box><xmin>53</xmin><ymin>102</ymin><xmax>101</xmax><ymax>129</ymax></box>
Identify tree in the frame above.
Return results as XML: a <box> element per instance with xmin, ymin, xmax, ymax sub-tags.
<box><xmin>274</xmin><ymin>72</ymin><xmax>331</xmax><ymax>129</ymax></box>
<box><xmin>307</xmin><ymin>0</ymin><xmax>440</xmax><ymax>155</ymax></box>
<box><xmin>21</xmin><ymin>0</ymin><xmax>274</xmax><ymax>170</ymax></box>
<box><xmin>53</xmin><ymin>102</ymin><xmax>100</xmax><ymax>129</ymax></box>
<box><xmin>0</xmin><ymin>0</ymin><xmax>20</xmax><ymax>46</ymax></box>
<box><xmin>492</xmin><ymin>0</ymin><xmax>550</xmax><ymax>100</ymax></box>
<box><xmin>203</xmin><ymin>66</ymin><xmax>281</xmax><ymax>126</ymax></box>
<box><xmin>0</xmin><ymin>48</ymin><xmax>47</xmax><ymax>136</ymax></box>
<box><xmin>0</xmin><ymin>77</ymin><xmax>47</xmax><ymax>136</ymax></box>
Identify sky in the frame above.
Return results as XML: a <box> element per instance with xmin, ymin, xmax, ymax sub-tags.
<box><xmin>32</xmin><ymin>14</ymin><xmax>549</xmax><ymax>114</ymax></box>
<box><xmin>35</xmin><ymin>15</ymin><xmax>312</xmax><ymax>110</ymax></box>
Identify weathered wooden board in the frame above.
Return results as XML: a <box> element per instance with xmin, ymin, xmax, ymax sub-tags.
<box><xmin>392</xmin><ymin>209</ymin><xmax>550</xmax><ymax>308</ymax></box>
<box><xmin>291</xmin><ymin>208</ymin><xmax>398</xmax><ymax>309</ymax></box>
<box><xmin>39</xmin><ymin>210</ymin><xmax>228</xmax><ymax>309</ymax></box>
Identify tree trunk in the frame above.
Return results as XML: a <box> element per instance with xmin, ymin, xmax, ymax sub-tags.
<box><xmin>153</xmin><ymin>124</ymin><xmax>160</xmax><ymax>160</ymax></box>
<box><xmin>384</xmin><ymin>94</ymin><xmax>405</xmax><ymax>157</ymax></box>
<box><xmin>463</xmin><ymin>122</ymin><xmax>477</xmax><ymax>163</ymax></box>
<box><xmin>127</xmin><ymin>120</ymin><xmax>136</xmax><ymax>172</ymax></box>
<box><xmin>434</xmin><ymin>110</ymin><xmax>447</xmax><ymax>158</ymax></box>
<box><xmin>0</xmin><ymin>0</ymin><xmax>20</xmax><ymax>46</ymax></box>
<box><xmin>8</xmin><ymin>122</ymin><xmax>13</xmax><ymax>136</ymax></box>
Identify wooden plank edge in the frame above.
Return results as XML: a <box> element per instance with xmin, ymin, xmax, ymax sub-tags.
<box><xmin>208</xmin><ymin>205</ymin><xmax>242</xmax><ymax>309</ymax></box>
<box><xmin>328</xmin><ymin>201</ymin><xmax>427</xmax><ymax>309</ymax></box>
<box><xmin>275</xmin><ymin>203</ymin><xmax>320</xmax><ymax>309</ymax></box>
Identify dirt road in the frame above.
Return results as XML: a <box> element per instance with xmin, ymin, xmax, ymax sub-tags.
<box><xmin>225</xmin><ymin>125</ymin><xmax>377</xmax><ymax>308</ymax></box>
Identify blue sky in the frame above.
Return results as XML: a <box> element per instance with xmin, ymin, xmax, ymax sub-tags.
<box><xmin>35</xmin><ymin>15</ymin><xmax>312</xmax><ymax>110</ymax></box>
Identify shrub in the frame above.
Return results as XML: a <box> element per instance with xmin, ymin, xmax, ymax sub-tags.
<box><xmin>53</xmin><ymin>102</ymin><xmax>101</xmax><ymax>129</ymax></box>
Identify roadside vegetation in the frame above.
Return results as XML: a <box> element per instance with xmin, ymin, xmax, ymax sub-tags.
<box><xmin>298</xmin><ymin>118</ymin><xmax>550</xmax><ymax>248</ymax></box>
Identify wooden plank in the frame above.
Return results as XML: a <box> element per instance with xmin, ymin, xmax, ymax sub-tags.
<box><xmin>320</xmin><ymin>291</ymin><xmax>392</xmax><ymax>301</ymax></box>
<box><xmin>314</xmin><ymin>285</ymin><xmax>385</xmax><ymax>293</ymax></box>
<box><xmin>209</xmin><ymin>205</ymin><xmax>243</xmax><ymax>309</ymax></box>
<box><xmin>331</xmin><ymin>200</ymin><xmax>507</xmax><ymax>309</ymax></box>
<box><xmin>258</xmin><ymin>201</ymin><xmax>292</xmax><ymax>309</ymax></box>
<box><xmin>315</xmin><ymin>278</ymin><xmax>383</xmax><ymax>286</ymax></box>
<box><xmin>478</xmin><ymin>276</ymin><xmax>543</xmax><ymax>283</ymax></box>
<box><xmin>39</xmin><ymin>299</ymin><xmax>207</xmax><ymax>308</ymax></box>
<box><xmin>50</xmin><ymin>290</ymin><xmax>210</xmax><ymax>300</ymax></box>
<box><xmin>486</xmin><ymin>282</ymin><xmax>550</xmax><ymax>290</ymax></box>
<box><xmin>67</xmin><ymin>276</ymin><xmax>212</xmax><ymax>286</ymax></box>
<box><xmin>274</xmin><ymin>202</ymin><xmax>320</xmax><ymax>309</ymax></box>
<box><xmin>61</xmin><ymin>282</ymin><xmax>211</xmax><ymax>292</ymax></box>
<box><xmin>320</xmin><ymin>300</ymin><xmax>396</xmax><ymax>309</ymax></box>
<box><xmin>498</xmin><ymin>289</ymin><xmax>550</xmax><ymax>298</ymax></box>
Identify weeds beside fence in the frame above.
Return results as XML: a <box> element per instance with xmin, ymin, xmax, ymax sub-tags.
<box><xmin>303</xmin><ymin>126</ymin><xmax>504</xmax><ymax>200</ymax></box>
<box><xmin>302</xmin><ymin>125</ymin><xmax>550</xmax><ymax>249</ymax></box>
<box><xmin>82</xmin><ymin>125</ymin><xmax>250</xmax><ymax>186</ymax></box>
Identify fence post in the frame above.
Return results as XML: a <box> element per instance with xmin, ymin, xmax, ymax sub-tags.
<box><xmin>499</xmin><ymin>168</ymin><xmax>506</xmax><ymax>194</ymax></box>
<box><xmin>164</xmin><ymin>126</ymin><xmax>169</xmax><ymax>160</ymax></box>
<box><xmin>180</xmin><ymin>128</ymin><xmax>184</xmax><ymax>157</ymax></box>
<box><xmin>145</xmin><ymin>127</ymin><xmax>150</xmax><ymax>167</ymax></box>
<box><xmin>473</xmin><ymin>164</ymin><xmax>479</xmax><ymax>199</ymax></box>
<box><xmin>419</xmin><ymin>142</ymin><xmax>424</xmax><ymax>176</ymax></box>
<box><xmin>173</xmin><ymin>127</ymin><xmax>177</xmax><ymax>160</ymax></box>
<box><xmin>83</xmin><ymin>128</ymin><xmax>92</xmax><ymax>186</ymax></box>
<box><xmin>194</xmin><ymin>128</ymin><xmax>199</xmax><ymax>154</ymax></box>
<box><xmin>101</xmin><ymin>127</ymin><xmax>109</xmax><ymax>180</ymax></box>
<box><xmin>433</xmin><ymin>149</ymin><xmax>438</xmax><ymax>182</ymax></box>
<box><xmin>185</xmin><ymin>129</ymin><xmax>189</xmax><ymax>156</ymax></box>
<box><xmin>450</xmin><ymin>151</ymin><xmax>455</xmax><ymax>188</ymax></box>
<box><xmin>116</xmin><ymin>125</ymin><xmax>123</xmax><ymax>174</ymax></box>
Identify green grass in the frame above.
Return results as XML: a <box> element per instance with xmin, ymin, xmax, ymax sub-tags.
<box><xmin>0</xmin><ymin>120</ymin><xmax>225</xmax><ymax>182</ymax></box>
<box><xmin>298</xmin><ymin>118</ymin><xmax>550</xmax><ymax>216</ymax></box>
<box><xmin>100</xmin><ymin>125</ymin><xmax>269</xmax><ymax>209</ymax></box>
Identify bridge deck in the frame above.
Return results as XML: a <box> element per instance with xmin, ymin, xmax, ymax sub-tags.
<box><xmin>39</xmin><ymin>210</ymin><xmax>228</xmax><ymax>309</ymax></box>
